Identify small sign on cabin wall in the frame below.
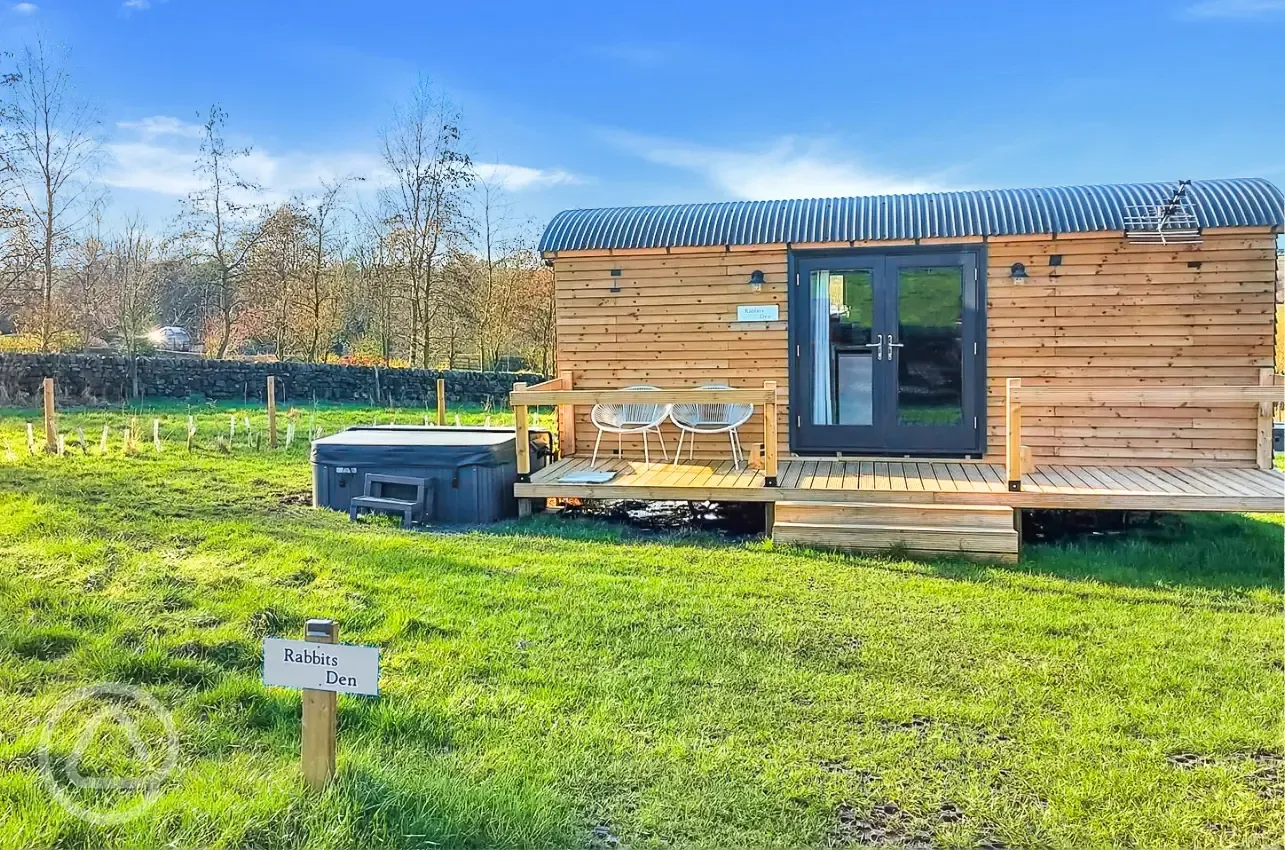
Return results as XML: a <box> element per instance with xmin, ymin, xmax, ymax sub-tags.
<box><xmin>263</xmin><ymin>637</ymin><xmax>380</xmax><ymax>696</ymax></box>
<box><xmin>736</xmin><ymin>304</ymin><xmax>779</xmax><ymax>322</ymax></box>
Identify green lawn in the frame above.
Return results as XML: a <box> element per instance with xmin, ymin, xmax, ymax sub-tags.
<box><xmin>0</xmin><ymin>401</ymin><xmax>1280</xmax><ymax>849</ymax></box>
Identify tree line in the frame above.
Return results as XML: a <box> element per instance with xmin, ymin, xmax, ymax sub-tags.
<box><xmin>0</xmin><ymin>41</ymin><xmax>555</xmax><ymax>373</ymax></box>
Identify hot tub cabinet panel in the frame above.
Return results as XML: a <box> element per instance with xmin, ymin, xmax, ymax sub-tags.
<box><xmin>311</xmin><ymin>427</ymin><xmax>548</xmax><ymax>525</ymax></box>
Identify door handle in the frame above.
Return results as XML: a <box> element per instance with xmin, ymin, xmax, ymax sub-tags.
<box><xmin>874</xmin><ymin>333</ymin><xmax>883</xmax><ymax>360</ymax></box>
<box><xmin>886</xmin><ymin>339</ymin><xmax>905</xmax><ymax>358</ymax></box>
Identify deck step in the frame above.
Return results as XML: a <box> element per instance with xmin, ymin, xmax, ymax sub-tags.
<box><xmin>775</xmin><ymin>501</ymin><xmax>1017</xmax><ymax>529</ymax></box>
<box><xmin>771</xmin><ymin>502</ymin><xmax>1019</xmax><ymax>563</ymax></box>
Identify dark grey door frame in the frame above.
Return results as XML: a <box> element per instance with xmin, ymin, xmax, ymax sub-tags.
<box><xmin>787</xmin><ymin>244</ymin><xmax>988</xmax><ymax>458</ymax></box>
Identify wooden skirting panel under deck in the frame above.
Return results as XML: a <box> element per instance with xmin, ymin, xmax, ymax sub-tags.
<box><xmin>772</xmin><ymin>502</ymin><xmax>1020</xmax><ymax>563</ymax></box>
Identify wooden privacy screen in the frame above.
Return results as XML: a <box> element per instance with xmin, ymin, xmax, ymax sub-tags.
<box><xmin>549</xmin><ymin>227</ymin><xmax>1278</xmax><ymax>467</ymax></box>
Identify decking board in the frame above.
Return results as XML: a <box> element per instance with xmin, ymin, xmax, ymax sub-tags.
<box><xmin>518</xmin><ymin>455</ymin><xmax>1284</xmax><ymax>512</ymax></box>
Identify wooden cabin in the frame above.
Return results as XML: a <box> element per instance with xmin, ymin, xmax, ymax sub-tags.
<box><xmin>512</xmin><ymin>178</ymin><xmax>1285</xmax><ymax>561</ymax></box>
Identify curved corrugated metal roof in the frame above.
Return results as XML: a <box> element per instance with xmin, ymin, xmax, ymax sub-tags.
<box><xmin>539</xmin><ymin>177</ymin><xmax>1285</xmax><ymax>253</ymax></box>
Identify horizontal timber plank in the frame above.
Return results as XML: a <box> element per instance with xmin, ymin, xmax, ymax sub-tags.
<box><xmin>513</xmin><ymin>387</ymin><xmax>777</xmax><ymax>406</ymax></box>
<box><xmin>1015</xmin><ymin>385</ymin><xmax>1283</xmax><ymax>405</ymax></box>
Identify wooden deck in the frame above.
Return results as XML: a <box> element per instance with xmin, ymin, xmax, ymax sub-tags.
<box><xmin>519</xmin><ymin>455</ymin><xmax>1285</xmax><ymax>513</ymax></box>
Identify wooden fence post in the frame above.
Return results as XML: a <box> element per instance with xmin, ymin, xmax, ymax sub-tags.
<box><xmin>762</xmin><ymin>380</ymin><xmax>778</xmax><ymax>487</ymax></box>
<box><xmin>267</xmin><ymin>376</ymin><xmax>278</xmax><ymax>449</ymax></box>
<box><xmin>42</xmin><ymin>378</ymin><xmax>56</xmax><ymax>453</ymax></box>
<box><xmin>1005</xmin><ymin>378</ymin><xmax>1022</xmax><ymax>491</ymax></box>
<box><xmin>1257</xmin><ymin>367</ymin><xmax>1274</xmax><ymax>470</ymax></box>
<box><xmin>557</xmin><ymin>371</ymin><xmax>575</xmax><ymax>457</ymax></box>
<box><xmin>513</xmin><ymin>383</ymin><xmax>532</xmax><ymax>518</ymax></box>
<box><xmin>436</xmin><ymin>378</ymin><xmax>446</xmax><ymax>426</ymax></box>
<box><xmin>301</xmin><ymin>619</ymin><xmax>338</xmax><ymax>791</ymax></box>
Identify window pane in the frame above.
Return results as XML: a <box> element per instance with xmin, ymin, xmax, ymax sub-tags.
<box><xmin>811</xmin><ymin>270</ymin><xmax>873</xmax><ymax>426</ymax></box>
<box><xmin>896</xmin><ymin>266</ymin><xmax>963</xmax><ymax>426</ymax></box>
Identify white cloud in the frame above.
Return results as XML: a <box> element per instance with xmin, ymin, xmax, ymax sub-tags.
<box><xmin>606</xmin><ymin>131</ymin><xmax>938</xmax><ymax>200</ymax></box>
<box><xmin>472</xmin><ymin>162</ymin><xmax>581</xmax><ymax>191</ymax></box>
<box><xmin>10</xmin><ymin>2</ymin><xmax>38</xmax><ymax>14</ymax></box>
<box><xmin>104</xmin><ymin>118</ymin><xmax>386</xmax><ymax>204</ymax></box>
<box><xmin>122</xmin><ymin>0</ymin><xmax>150</xmax><ymax>8</ymax></box>
<box><xmin>103</xmin><ymin>116</ymin><xmax>577</xmax><ymax>206</ymax></box>
<box><xmin>1184</xmin><ymin>0</ymin><xmax>1285</xmax><ymax>17</ymax></box>
<box><xmin>117</xmin><ymin>115</ymin><xmax>204</xmax><ymax>140</ymax></box>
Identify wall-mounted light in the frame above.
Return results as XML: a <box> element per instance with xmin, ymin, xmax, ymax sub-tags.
<box><xmin>748</xmin><ymin>269</ymin><xmax>765</xmax><ymax>292</ymax></box>
<box><xmin>1009</xmin><ymin>262</ymin><xmax>1028</xmax><ymax>284</ymax></box>
<box><xmin>609</xmin><ymin>268</ymin><xmax>621</xmax><ymax>293</ymax></box>
<box><xmin>1048</xmin><ymin>254</ymin><xmax>1062</xmax><ymax>267</ymax></box>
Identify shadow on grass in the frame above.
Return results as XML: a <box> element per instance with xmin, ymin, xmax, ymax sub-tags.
<box><xmin>287</xmin><ymin>503</ymin><xmax>1285</xmax><ymax>601</ymax></box>
<box><xmin>309</xmin><ymin>761</ymin><xmax>573</xmax><ymax>850</ymax></box>
<box><xmin>912</xmin><ymin>510</ymin><xmax>1282</xmax><ymax>597</ymax></box>
<box><xmin>494</xmin><ymin>509</ymin><xmax>1283</xmax><ymax>597</ymax></box>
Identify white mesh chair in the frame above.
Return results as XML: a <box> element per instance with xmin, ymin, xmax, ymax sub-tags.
<box><xmin>589</xmin><ymin>385</ymin><xmax>671</xmax><ymax>467</ymax></box>
<box><xmin>669</xmin><ymin>384</ymin><xmax>754</xmax><ymax>468</ymax></box>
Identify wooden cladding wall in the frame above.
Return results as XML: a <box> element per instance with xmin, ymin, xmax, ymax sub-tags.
<box><xmin>985</xmin><ymin>230</ymin><xmax>1277</xmax><ymax>467</ymax></box>
<box><xmin>555</xmin><ymin>248</ymin><xmax>789</xmax><ymax>459</ymax></box>
<box><xmin>550</xmin><ymin>227</ymin><xmax>1278</xmax><ymax>467</ymax></box>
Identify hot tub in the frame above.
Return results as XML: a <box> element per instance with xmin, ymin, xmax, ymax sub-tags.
<box><xmin>311</xmin><ymin>426</ymin><xmax>549</xmax><ymax>525</ymax></box>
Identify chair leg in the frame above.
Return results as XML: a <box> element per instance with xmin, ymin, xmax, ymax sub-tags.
<box><xmin>688</xmin><ymin>431</ymin><xmax>697</xmax><ymax>462</ymax></box>
<box><xmin>642</xmin><ymin>430</ymin><xmax>651</xmax><ymax>466</ymax></box>
<box><xmin>654</xmin><ymin>427</ymin><xmax>668</xmax><ymax>461</ymax></box>
<box><xmin>592</xmin><ymin>429</ymin><xmax>604</xmax><ymax>467</ymax></box>
<box><xmin>672</xmin><ymin>430</ymin><xmax>684</xmax><ymax>466</ymax></box>
<box><xmin>731</xmin><ymin>429</ymin><xmax>743</xmax><ymax>468</ymax></box>
<box><xmin>617</xmin><ymin>431</ymin><xmax>622</xmax><ymax>460</ymax></box>
<box><xmin>728</xmin><ymin>430</ymin><xmax>740</xmax><ymax>470</ymax></box>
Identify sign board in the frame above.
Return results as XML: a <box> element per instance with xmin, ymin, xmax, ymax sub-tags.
<box><xmin>263</xmin><ymin>638</ymin><xmax>380</xmax><ymax>696</ymax></box>
<box><xmin>736</xmin><ymin>304</ymin><xmax>779</xmax><ymax>322</ymax></box>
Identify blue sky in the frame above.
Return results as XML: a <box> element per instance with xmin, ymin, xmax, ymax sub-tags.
<box><xmin>1</xmin><ymin>0</ymin><xmax>1282</xmax><ymax>232</ymax></box>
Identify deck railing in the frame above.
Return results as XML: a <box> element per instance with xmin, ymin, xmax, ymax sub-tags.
<box><xmin>1004</xmin><ymin>369</ymin><xmax>1284</xmax><ymax>490</ymax></box>
<box><xmin>510</xmin><ymin>377</ymin><xmax>781</xmax><ymax>496</ymax></box>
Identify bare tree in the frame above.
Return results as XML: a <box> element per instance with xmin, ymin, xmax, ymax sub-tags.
<box><xmin>297</xmin><ymin>178</ymin><xmax>357</xmax><ymax>362</ymax></box>
<box><xmin>0</xmin><ymin>39</ymin><xmax>103</xmax><ymax>350</ymax></box>
<box><xmin>0</xmin><ymin>52</ymin><xmax>38</xmax><ymax>316</ymax></box>
<box><xmin>104</xmin><ymin>218</ymin><xmax>169</xmax><ymax>394</ymax></box>
<box><xmin>67</xmin><ymin>216</ymin><xmax>109</xmax><ymax>348</ymax></box>
<box><xmin>249</xmin><ymin>202</ymin><xmax>308</xmax><ymax>357</ymax></box>
<box><xmin>180</xmin><ymin>105</ymin><xmax>265</xmax><ymax>358</ymax></box>
<box><xmin>460</xmin><ymin>173</ymin><xmax>539</xmax><ymax>369</ymax></box>
<box><xmin>352</xmin><ymin>212</ymin><xmax>401</xmax><ymax>366</ymax></box>
<box><xmin>107</xmin><ymin>218</ymin><xmax>165</xmax><ymax>357</ymax></box>
<box><xmin>377</xmin><ymin>77</ymin><xmax>472</xmax><ymax>367</ymax></box>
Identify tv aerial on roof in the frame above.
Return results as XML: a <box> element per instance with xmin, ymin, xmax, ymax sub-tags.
<box><xmin>1123</xmin><ymin>180</ymin><xmax>1202</xmax><ymax>244</ymax></box>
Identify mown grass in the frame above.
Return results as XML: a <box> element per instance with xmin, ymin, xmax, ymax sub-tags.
<box><xmin>0</xmin><ymin>401</ymin><xmax>1280</xmax><ymax>849</ymax></box>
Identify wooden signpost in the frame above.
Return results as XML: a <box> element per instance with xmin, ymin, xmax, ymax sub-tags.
<box><xmin>262</xmin><ymin>619</ymin><xmax>380</xmax><ymax>791</ymax></box>
<box><xmin>436</xmin><ymin>378</ymin><xmax>446</xmax><ymax>426</ymax></box>
<box><xmin>42</xmin><ymin>378</ymin><xmax>56</xmax><ymax>453</ymax></box>
<box><xmin>267</xmin><ymin>376</ymin><xmax>278</xmax><ymax>448</ymax></box>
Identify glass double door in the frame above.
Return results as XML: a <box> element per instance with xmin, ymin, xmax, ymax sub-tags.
<box><xmin>793</xmin><ymin>250</ymin><xmax>982</xmax><ymax>456</ymax></box>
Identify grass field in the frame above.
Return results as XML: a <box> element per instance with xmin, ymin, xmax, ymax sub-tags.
<box><xmin>0</xmin><ymin>401</ymin><xmax>1280</xmax><ymax>849</ymax></box>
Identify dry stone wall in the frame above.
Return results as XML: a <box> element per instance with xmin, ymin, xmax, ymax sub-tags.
<box><xmin>0</xmin><ymin>354</ymin><xmax>543</xmax><ymax>407</ymax></box>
